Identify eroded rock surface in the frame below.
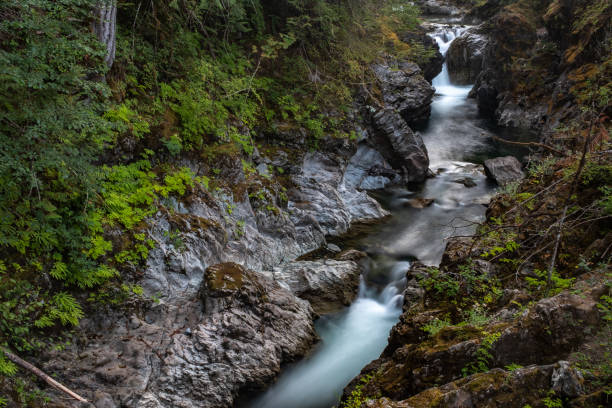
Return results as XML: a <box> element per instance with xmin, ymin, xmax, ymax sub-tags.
<box><xmin>44</xmin><ymin>263</ymin><xmax>317</xmax><ymax>408</ymax></box>
<box><xmin>370</xmin><ymin>109</ymin><xmax>430</xmax><ymax>184</ymax></box>
<box><xmin>263</xmin><ymin>259</ymin><xmax>363</xmax><ymax>314</ymax></box>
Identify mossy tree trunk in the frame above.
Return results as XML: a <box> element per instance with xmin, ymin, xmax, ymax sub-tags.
<box><xmin>93</xmin><ymin>0</ymin><xmax>117</xmax><ymax>68</ymax></box>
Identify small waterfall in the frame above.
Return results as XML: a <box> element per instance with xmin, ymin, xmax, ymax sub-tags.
<box><xmin>430</xmin><ymin>26</ymin><xmax>472</xmax><ymax>97</ymax></box>
<box><xmin>249</xmin><ymin>263</ymin><xmax>405</xmax><ymax>408</ymax></box>
<box><xmin>247</xmin><ymin>23</ymin><xmax>506</xmax><ymax>408</ymax></box>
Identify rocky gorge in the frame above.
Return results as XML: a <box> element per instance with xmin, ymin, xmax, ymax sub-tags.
<box><xmin>1</xmin><ymin>1</ymin><xmax>609</xmax><ymax>407</ymax></box>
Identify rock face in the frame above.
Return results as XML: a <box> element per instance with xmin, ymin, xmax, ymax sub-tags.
<box><xmin>483</xmin><ymin>156</ymin><xmax>525</xmax><ymax>186</ymax></box>
<box><xmin>44</xmin><ymin>263</ymin><xmax>317</xmax><ymax>408</ymax></box>
<box><xmin>289</xmin><ymin>151</ymin><xmax>388</xmax><ymax>236</ymax></box>
<box><xmin>469</xmin><ymin>0</ymin><xmax>611</xmax><ymax>135</ymax></box>
<box><xmin>446</xmin><ymin>27</ymin><xmax>487</xmax><ymax>85</ymax></box>
<box><xmin>414</xmin><ymin>0</ymin><xmax>470</xmax><ymax>18</ymax></box>
<box><xmin>400</xmin><ymin>31</ymin><xmax>444</xmax><ymax>82</ymax></box>
<box><xmin>263</xmin><ymin>259</ymin><xmax>363</xmax><ymax>314</ymax></box>
<box><xmin>370</xmin><ymin>109</ymin><xmax>430</xmax><ymax>184</ymax></box>
<box><xmin>343</xmin><ymin>144</ymin><xmax>401</xmax><ymax>191</ymax></box>
<box><xmin>40</xmin><ymin>141</ymin><xmax>389</xmax><ymax>407</ymax></box>
<box><xmin>343</xmin><ymin>274</ymin><xmax>602</xmax><ymax>404</ymax></box>
<box><xmin>372</xmin><ymin>62</ymin><xmax>435</xmax><ymax>126</ymax></box>
<box><xmin>364</xmin><ymin>363</ymin><xmax>582</xmax><ymax>408</ymax></box>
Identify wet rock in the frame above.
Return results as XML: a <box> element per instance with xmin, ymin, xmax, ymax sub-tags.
<box><xmin>484</xmin><ymin>156</ymin><xmax>525</xmax><ymax>186</ymax></box>
<box><xmin>343</xmin><ymin>284</ymin><xmax>603</xmax><ymax>403</ymax></box>
<box><xmin>290</xmin><ymin>151</ymin><xmax>388</xmax><ymax>237</ymax></box>
<box><xmin>452</xmin><ymin>177</ymin><xmax>477</xmax><ymax>188</ymax></box>
<box><xmin>447</xmin><ymin>27</ymin><xmax>487</xmax><ymax>85</ymax></box>
<box><xmin>343</xmin><ymin>144</ymin><xmax>401</xmax><ymax>190</ymax></box>
<box><xmin>372</xmin><ymin>62</ymin><xmax>435</xmax><ymax>126</ymax></box>
<box><xmin>370</xmin><ymin>109</ymin><xmax>430</xmax><ymax>184</ymax></box>
<box><xmin>551</xmin><ymin>361</ymin><xmax>584</xmax><ymax>398</ymax></box>
<box><xmin>263</xmin><ymin>259</ymin><xmax>363</xmax><ymax>314</ymax></box>
<box><xmin>405</xmin><ymin>198</ymin><xmax>435</xmax><ymax>209</ymax></box>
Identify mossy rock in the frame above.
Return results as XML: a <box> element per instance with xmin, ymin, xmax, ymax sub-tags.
<box><xmin>205</xmin><ymin>262</ymin><xmax>246</xmax><ymax>293</ymax></box>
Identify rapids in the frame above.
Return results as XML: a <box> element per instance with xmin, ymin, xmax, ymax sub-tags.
<box><xmin>247</xmin><ymin>24</ymin><xmax>515</xmax><ymax>408</ymax></box>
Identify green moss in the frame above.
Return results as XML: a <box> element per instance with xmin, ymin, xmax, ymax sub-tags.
<box><xmin>206</xmin><ymin>263</ymin><xmax>245</xmax><ymax>292</ymax></box>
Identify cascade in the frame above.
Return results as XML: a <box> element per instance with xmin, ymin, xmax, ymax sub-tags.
<box><xmin>247</xmin><ymin>24</ymin><xmax>505</xmax><ymax>408</ymax></box>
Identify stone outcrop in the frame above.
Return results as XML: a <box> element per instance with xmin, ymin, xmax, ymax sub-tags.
<box><xmin>343</xmin><ymin>272</ymin><xmax>602</xmax><ymax>404</ymax></box>
<box><xmin>483</xmin><ymin>156</ymin><xmax>525</xmax><ymax>186</ymax></box>
<box><xmin>369</xmin><ymin>109</ymin><xmax>430</xmax><ymax>184</ymax></box>
<box><xmin>40</xmin><ymin>140</ymin><xmax>390</xmax><ymax>407</ymax></box>
<box><xmin>446</xmin><ymin>27</ymin><xmax>487</xmax><ymax>85</ymax></box>
<box><xmin>372</xmin><ymin>62</ymin><xmax>435</xmax><ymax>126</ymax></box>
<box><xmin>44</xmin><ymin>263</ymin><xmax>317</xmax><ymax>408</ymax></box>
<box><xmin>364</xmin><ymin>362</ymin><xmax>583</xmax><ymax>408</ymax></box>
<box><xmin>399</xmin><ymin>31</ymin><xmax>444</xmax><ymax>81</ymax></box>
<box><xmin>262</xmin><ymin>259</ymin><xmax>363</xmax><ymax>314</ymax></box>
<box><xmin>469</xmin><ymin>0</ymin><xmax>611</xmax><ymax>135</ymax></box>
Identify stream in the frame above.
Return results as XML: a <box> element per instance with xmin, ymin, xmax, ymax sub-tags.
<box><xmin>248</xmin><ymin>24</ymin><xmax>519</xmax><ymax>408</ymax></box>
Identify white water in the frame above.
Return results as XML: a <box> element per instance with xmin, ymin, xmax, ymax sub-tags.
<box><xmin>248</xmin><ymin>26</ymin><xmax>502</xmax><ymax>408</ymax></box>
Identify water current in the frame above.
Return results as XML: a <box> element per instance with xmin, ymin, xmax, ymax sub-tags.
<box><xmin>248</xmin><ymin>24</ymin><xmax>518</xmax><ymax>408</ymax></box>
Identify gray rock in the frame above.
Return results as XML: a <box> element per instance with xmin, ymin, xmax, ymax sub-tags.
<box><xmin>484</xmin><ymin>156</ymin><xmax>525</xmax><ymax>186</ymax></box>
<box><xmin>264</xmin><ymin>259</ymin><xmax>363</xmax><ymax>314</ymax></box>
<box><xmin>372</xmin><ymin>62</ymin><xmax>435</xmax><ymax>126</ymax></box>
<box><xmin>447</xmin><ymin>27</ymin><xmax>487</xmax><ymax>85</ymax></box>
<box><xmin>343</xmin><ymin>144</ymin><xmax>400</xmax><ymax>190</ymax></box>
<box><xmin>289</xmin><ymin>151</ymin><xmax>388</xmax><ymax>237</ymax></box>
<box><xmin>551</xmin><ymin>360</ymin><xmax>584</xmax><ymax>398</ymax></box>
<box><xmin>371</xmin><ymin>109</ymin><xmax>430</xmax><ymax>183</ymax></box>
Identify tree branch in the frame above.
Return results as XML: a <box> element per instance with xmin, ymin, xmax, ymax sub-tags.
<box><xmin>2</xmin><ymin>348</ymin><xmax>89</xmax><ymax>403</ymax></box>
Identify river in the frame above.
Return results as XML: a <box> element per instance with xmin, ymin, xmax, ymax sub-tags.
<box><xmin>247</xmin><ymin>24</ymin><xmax>512</xmax><ymax>408</ymax></box>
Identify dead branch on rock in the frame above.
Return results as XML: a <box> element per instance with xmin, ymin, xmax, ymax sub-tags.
<box><xmin>487</xmin><ymin>133</ymin><xmax>565</xmax><ymax>155</ymax></box>
<box><xmin>2</xmin><ymin>348</ymin><xmax>89</xmax><ymax>403</ymax></box>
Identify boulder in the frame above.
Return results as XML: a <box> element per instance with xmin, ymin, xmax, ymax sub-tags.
<box><xmin>483</xmin><ymin>156</ymin><xmax>525</xmax><ymax>186</ymax></box>
<box><xmin>372</xmin><ymin>62</ymin><xmax>435</xmax><ymax>126</ymax></box>
<box><xmin>446</xmin><ymin>27</ymin><xmax>487</xmax><ymax>85</ymax></box>
<box><xmin>370</xmin><ymin>109</ymin><xmax>430</xmax><ymax>184</ymax></box>
<box><xmin>263</xmin><ymin>259</ymin><xmax>363</xmax><ymax>314</ymax></box>
<box><xmin>551</xmin><ymin>361</ymin><xmax>584</xmax><ymax>398</ymax></box>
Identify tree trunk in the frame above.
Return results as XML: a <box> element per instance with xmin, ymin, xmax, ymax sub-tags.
<box><xmin>93</xmin><ymin>0</ymin><xmax>117</xmax><ymax>68</ymax></box>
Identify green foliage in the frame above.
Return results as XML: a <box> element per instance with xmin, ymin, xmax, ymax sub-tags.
<box><xmin>0</xmin><ymin>351</ymin><xmax>17</xmax><ymax>376</ymax></box>
<box><xmin>418</xmin><ymin>261</ymin><xmax>502</xmax><ymax>308</ymax></box>
<box><xmin>339</xmin><ymin>373</ymin><xmax>379</xmax><ymax>408</ymax></box>
<box><xmin>462</xmin><ymin>331</ymin><xmax>501</xmax><ymax>376</ymax></box>
<box><xmin>542</xmin><ymin>391</ymin><xmax>563</xmax><ymax>408</ymax></box>
<box><xmin>525</xmin><ymin>269</ymin><xmax>575</xmax><ymax>296</ymax></box>
<box><xmin>423</xmin><ymin>318</ymin><xmax>451</xmax><ymax>336</ymax></box>
<box><xmin>505</xmin><ymin>363</ymin><xmax>523</xmax><ymax>371</ymax></box>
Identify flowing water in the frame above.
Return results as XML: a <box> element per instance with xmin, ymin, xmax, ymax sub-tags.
<box><xmin>248</xmin><ymin>25</ymin><xmax>519</xmax><ymax>408</ymax></box>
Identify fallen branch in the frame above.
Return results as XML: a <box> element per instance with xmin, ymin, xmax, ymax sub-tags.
<box><xmin>2</xmin><ymin>348</ymin><xmax>89</xmax><ymax>403</ymax></box>
<box><xmin>487</xmin><ymin>133</ymin><xmax>565</xmax><ymax>156</ymax></box>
